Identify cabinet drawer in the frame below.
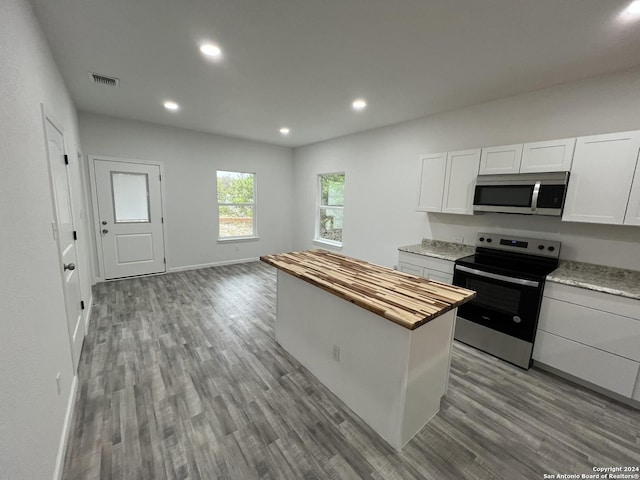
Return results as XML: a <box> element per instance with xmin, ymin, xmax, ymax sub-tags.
<box><xmin>398</xmin><ymin>252</ymin><xmax>454</xmax><ymax>275</ymax></box>
<box><xmin>543</xmin><ymin>282</ymin><xmax>640</xmax><ymax>320</ymax></box>
<box><xmin>533</xmin><ymin>330</ymin><xmax>640</xmax><ymax>397</ymax></box>
<box><xmin>539</xmin><ymin>297</ymin><xmax>640</xmax><ymax>361</ymax></box>
<box><xmin>424</xmin><ymin>269</ymin><xmax>453</xmax><ymax>284</ymax></box>
<box><xmin>398</xmin><ymin>262</ymin><xmax>424</xmax><ymax>277</ymax></box>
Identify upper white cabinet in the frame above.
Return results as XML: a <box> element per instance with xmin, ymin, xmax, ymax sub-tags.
<box><xmin>417</xmin><ymin>153</ymin><xmax>447</xmax><ymax>212</ymax></box>
<box><xmin>442</xmin><ymin>149</ymin><xmax>481</xmax><ymax>215</ymax></box>
<box><xmin>520</xmin><ymin>138</ymin><xmax>576</xmax><ymax>173</ymax></box>
<box><xmin>416</xmin><ymin>149</ymin><xmax>480</xmax><ymax>215</ymax></box>
<box><xmin>562</xmin><ymin>131</ymin><xmax>640</xmax><ymax>225</ymax></box>
<box><xmin>479</xmin><ymin>144</ymin><xmax>523</xmax><ymax>175</ymax></box>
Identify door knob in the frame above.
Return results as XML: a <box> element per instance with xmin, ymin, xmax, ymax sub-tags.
<box><xmin>64</xmin><ymin>263</ymin><xmax>75</xmax><ymax>271</ymax></box>
<box><xmin>102</xmin><ymin>229</ymin><xmax>109</xmax><ymax>234</ymax></box>
<box><xmin>101</xmin><ymin>221</ymin><xmax>107</xmax><ymax>225</ymax></box>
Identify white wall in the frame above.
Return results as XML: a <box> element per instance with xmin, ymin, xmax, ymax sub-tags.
<box><xmin>79</xmin><ymin>112</ymin><xmax>294</xmax><ymax>276</ymax></box>
<box><xmin>0</xmin><ymin>0</ymin><xmax>93</xmax><ymax>478</ymax></box>
<box><xmin>293</xmin><ymin>67</ymin><xmax>640</xmax><ymax>270</ymax></box>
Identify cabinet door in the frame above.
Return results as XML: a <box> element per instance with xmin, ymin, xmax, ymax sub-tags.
<box><xmin>624</xmin><ymin>157</ymin><xmax>640</xmax><ymax>226</ymax></box>
<box><xmin>442</xmin><ymin>149</ymin><xmax>481</xmax><ymax>215</ymax></box>
<box><xmin>398</xmin><ymin>262</ymin><xmax>424</xmax><ymax>277</ymax></box>
<box><xmin>417</xmin><ymin>153</ymin><xmax>447</xmax><ymax>212</ymax></box>
<box><xmin>562</xmin><ymin>131</ymin><xmax>640</xmax><ymax>225</ymax></box>
<box><xmin>479</xmin><ymin>144</ymin><xmax>523</xmax><ymax>175</ymax></box>
<box><xmin>520</xmin><ymin>138</ymin><xmax>575</xmax><ymax>173</ymax></box>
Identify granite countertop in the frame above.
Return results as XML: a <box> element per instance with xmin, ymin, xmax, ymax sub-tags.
<box><xmin>547</xmin><ymin>261</ymin><xmax>640</xmax><ymax>301</ymax></box>
<box><xmin>398</xmin><ymin>239</ymin><xmax>475</xmax><ymax>262</ymax></box>
<box><xmin>261</xmin><ymin>249</ymin><xmax>476</xmax><ymax>330</ymax></box>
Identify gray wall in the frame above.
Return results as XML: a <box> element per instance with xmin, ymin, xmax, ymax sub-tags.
<box><xmin>79</xmin><ymin>112</ymin><xmax>294</xmax><ymax>278</ymax></box>
<box><xmin>293</xmin><ymin>67</ymin><xmax>640</xmax><ymax>270</ymax></box>
<box><xmin>0</xmin><ymin>0</ymin><xmax>93</xmax><ymax>478</ymax></box>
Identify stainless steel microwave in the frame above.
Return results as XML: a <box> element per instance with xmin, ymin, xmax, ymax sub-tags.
<box><xmin>473</xmin><ymin>172</ymin><xmax>569</xmax><ymax>216</ymax></box>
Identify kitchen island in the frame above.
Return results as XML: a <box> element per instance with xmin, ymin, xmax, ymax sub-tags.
<box><xmin>260</xmin><ymin>249</ymin><xmax>475</xmax><ymax>450</ymax></box>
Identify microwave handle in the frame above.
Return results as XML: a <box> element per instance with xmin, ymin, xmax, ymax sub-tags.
<box><xmin>455</xmin><ymin>265</ymin><xmax>540</xmax><ymax>288</ymax></box>
<box><xmin>531</xmin><ymin>181</ymin><xmax>541</xmax><ymax>213</ymax></box>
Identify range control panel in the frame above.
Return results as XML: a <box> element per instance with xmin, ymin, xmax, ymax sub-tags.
<box><xmin>475</xmin><ymin>232</ymin><xmax>561</xmax><ymax>259</ymax></box>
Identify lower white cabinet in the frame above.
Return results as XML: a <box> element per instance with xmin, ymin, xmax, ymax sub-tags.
<box><xmin>398</xmin><ymin>252</ymin><xmax>454</xmax><ymax>284</ymax></box>
<box><xmin>533</xmin><ymin>282</ymin><xmax>640</xmax><ymax>401</ymax></box>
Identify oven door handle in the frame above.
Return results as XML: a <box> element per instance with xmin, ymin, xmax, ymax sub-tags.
<box><xmin>455</xmin><ymin>265</ymin><xmax>540</xmax><ymax>288</ymax></box>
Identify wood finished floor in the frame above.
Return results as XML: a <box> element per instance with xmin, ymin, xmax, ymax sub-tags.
<box><xmin>63</xmin><ymin>262</ymin><xmax>640</xmax><ymax>480</ymax></box>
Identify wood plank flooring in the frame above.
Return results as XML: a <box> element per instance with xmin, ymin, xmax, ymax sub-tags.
<box><xmin>63</xmin><ymin>262</ymin><xmax>640</xmax><ymax>479</ymax></box>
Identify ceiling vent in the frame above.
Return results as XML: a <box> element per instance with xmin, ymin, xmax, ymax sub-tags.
<box><xmin>89</xmin><ymin>72</ymin><xmax>120</xmax><ymax>87</ymax></box>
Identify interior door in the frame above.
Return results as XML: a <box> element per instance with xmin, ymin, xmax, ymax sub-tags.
<box><xmin>45</xmin><ymin>117</ymin><xmax>84</xmax><ymax>371</ymax></box>
<box><xmin>93</xmin><ymin>159</ymin><xmax>166</xmax><ymax>279</ymax></box>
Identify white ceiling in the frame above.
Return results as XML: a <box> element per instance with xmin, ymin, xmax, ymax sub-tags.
<box><xmin>30</xmin><ymin>0</ymin><xmax>640</xmax><ymax>147</ymax></box>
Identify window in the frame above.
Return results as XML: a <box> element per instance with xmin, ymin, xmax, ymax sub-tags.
<box><xmin>217</xmin><ymin>170</ymin><xmax>256</xmax><ymax>239</ymax></box>
<box><xmin>316</xmin><ymin>173</ymin><xmax>345</xmax><ymax>245</ymax></box>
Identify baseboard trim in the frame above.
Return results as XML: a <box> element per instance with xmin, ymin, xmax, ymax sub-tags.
<box><xmin>52</xmin><ymin>374</ymin><xmax>78</xmax><ymax>480</ymax></box>
<box><xmin>168</xmin><ymin>257</ymin><xmax>260</xmax><ymax>273</ymax></box>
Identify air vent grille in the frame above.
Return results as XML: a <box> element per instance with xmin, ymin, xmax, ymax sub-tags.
<box><xmin>90</xmin><ymin>72</ymin><xmax>119</xmax><ymax>87</ymax></box>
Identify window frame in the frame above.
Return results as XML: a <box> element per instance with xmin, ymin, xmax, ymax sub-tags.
<box><xmin>314</xmin><ymin>172</ymin><xmax>345</xmax><ymax>248</ymax></box>
<box><xmin>216</xmin><ymin>170</ymin><xmax>258</xmax><ymax>242</ymax></box>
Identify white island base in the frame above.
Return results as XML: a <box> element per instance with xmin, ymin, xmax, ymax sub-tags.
<box><xmin>275</xmin><ymin>270</ymin><xmax>458</xmax><ymax>451</ymax></box>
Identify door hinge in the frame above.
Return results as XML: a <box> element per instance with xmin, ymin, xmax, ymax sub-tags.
<box><xmin>159</xmin><ymin>174</ymin><xmax>162</xmax><ymax>181</ymax></box>
<box><xmin>161</xmin><ymin>216</ymin><xmax>164</xmax><ymax>223</ymax></box>
<box><xmin>64</xmin><ymin>154</ymin><xmax>69</xmax><ymax>165</ymax></box>
<box><xmin>80</xmin><ymin>300</ymin><xmax>85</xmax><ymax>310</ymax></box>
<box><xmin>163</xmin><ymin>258</ymin><xmax>166</xmax><ymax>264</ymax></box>
<box><xmin>73</xmin><ymin>230</ymin><xmax>78</xmax><ymax>240</ymax></box>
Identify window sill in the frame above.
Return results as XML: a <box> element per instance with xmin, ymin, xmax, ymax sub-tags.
<box><xmin>217</xmin><ymin>236</ymin><xmax>260</xmax><ymax>244</ymax></box>
<box><xmin>313</xmin><ymin>238</ymin><xmax>343</xmax><ymax>249</ymax></box>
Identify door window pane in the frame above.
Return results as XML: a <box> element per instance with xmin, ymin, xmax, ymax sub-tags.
<box><xmin>111</xmin><ymin>172</ymin><xmax>150</xmax><ymax>223</ymax></box>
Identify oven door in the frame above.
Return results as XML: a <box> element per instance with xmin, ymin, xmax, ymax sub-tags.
<box><xmin>453</xmin><ymin>264</ymin><xmax>543</xmax><ymax>343</ymax></box>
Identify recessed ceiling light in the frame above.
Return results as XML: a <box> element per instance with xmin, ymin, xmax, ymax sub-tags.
<box><xmin>280</xmin><ymin>127</ymin><xmax>290</xmax><ymax>135</ymax></box>
<box><xmin>352</xmin><ymin>98</ymin><xmax>367</xmax><ymax>111</ymax></box>
<box><xmin>200</xmin><ymin>43</ymin><xmax>222</xmax><ymax>57</ymax></box>
<box><xmin>163</xmin><ymin>101</ymin><xmax>179</xmax><ymax>111</ymax></box>
<box><xmin>621</xmin><ymin>0</ymin><xmax>640</xmax><ymax>19</ymax></box>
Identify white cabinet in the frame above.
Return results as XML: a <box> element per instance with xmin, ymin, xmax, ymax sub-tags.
<box><xmin>398</xmin><ymin>252</ymin><xmax>454</xmax><ymax>284</ymax></box>
<box><xmin>479</xmin><ymin>138</ymin><xmax>575</xmax><ymax>175</ymax></box>
<box><xmin>416</xmin><ymin>153</ymin><xmax>447</xmax><ymax>212</ymax></box>
<box><xmin>624</xmin><ymin>163</ymin><xmax>640</xmax><ymax>226</ymax></box>
<box><xmin>416</xmin><ymin>149</ymin><xmax>480</xmax><ymax>215</ymax></box>
<box><xmin>562</xmin><ymin>130</ymin><xmax>640</xmax><ymax>225</ymax></box>
<box><xmin>520</xmin><ymin>138</ymin><xmax>575</xmax><ymax>173</ymax></box>
<box><xmin>533</xmin><ymin>282</ymin><xmax>640</xmax><ymax>401</ymax></box>
<box><xmin>442</xmin><ymin>149</ymin><xmax>481</xmax><ymax>215</ymax></box>
<box><xmin>479</xmin><ymin>144</ymin><xmax>523</xmax><ymax>175</ymax></box>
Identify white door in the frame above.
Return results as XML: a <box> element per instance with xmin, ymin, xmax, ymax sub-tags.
<box><xmin>520</xmin><ymin>138</ymin><xmax>576</xmax><ymax>173</ymax></box>
<box><xmin>479</xmin><ymin>144</ymin><xmax>523</xmax><ymax>175</ymax></box>
<box><xmin>45</xmin><ymin>117</ymin><xmax>84</xmax><ymax>371</ymax></box>
<box><xmin>562</xmin><ymin>131</ymin><xmax>640</xmax><ymax>225</ymax></box>
<box><xmin>416</xmin><ymin>153</ymin><xmax>447</xmax><ymax>212</ymax></box>
<box><xmin>93</xmin><ymin>159</ymin><xmax>166</xmax><ymax>279</ymax></box>
<box><xmin>442</xmin><ymin>148</ymin><xmax>481</xmax><ymax>215</ymax></box>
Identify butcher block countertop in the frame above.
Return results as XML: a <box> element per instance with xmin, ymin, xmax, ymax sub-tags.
<box><xmin>260</xmin><ymin>250</ymin><xmax>476</xmax><ymax>330</ymax></box>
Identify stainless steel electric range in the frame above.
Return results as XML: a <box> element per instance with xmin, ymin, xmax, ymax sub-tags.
<box><xmin>452</xmin><ymin>232</ymin><xmax>561</xmax><ymax>369</ymax></box>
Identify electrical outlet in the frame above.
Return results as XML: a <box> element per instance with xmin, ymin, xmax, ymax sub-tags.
<box><xmin>453</xmin><ymin>236</ymin><xmax>464</xmax><ymax>244</ymax></box>
<box><xmin>332</xmin><ymin>344</ymin><xmax>340</xmax><ymax>362</ymax></box>
<box><xmin>55</xmin><ymin>372</ymin><xmax>62</xmax><ymax>395</ymax></box>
